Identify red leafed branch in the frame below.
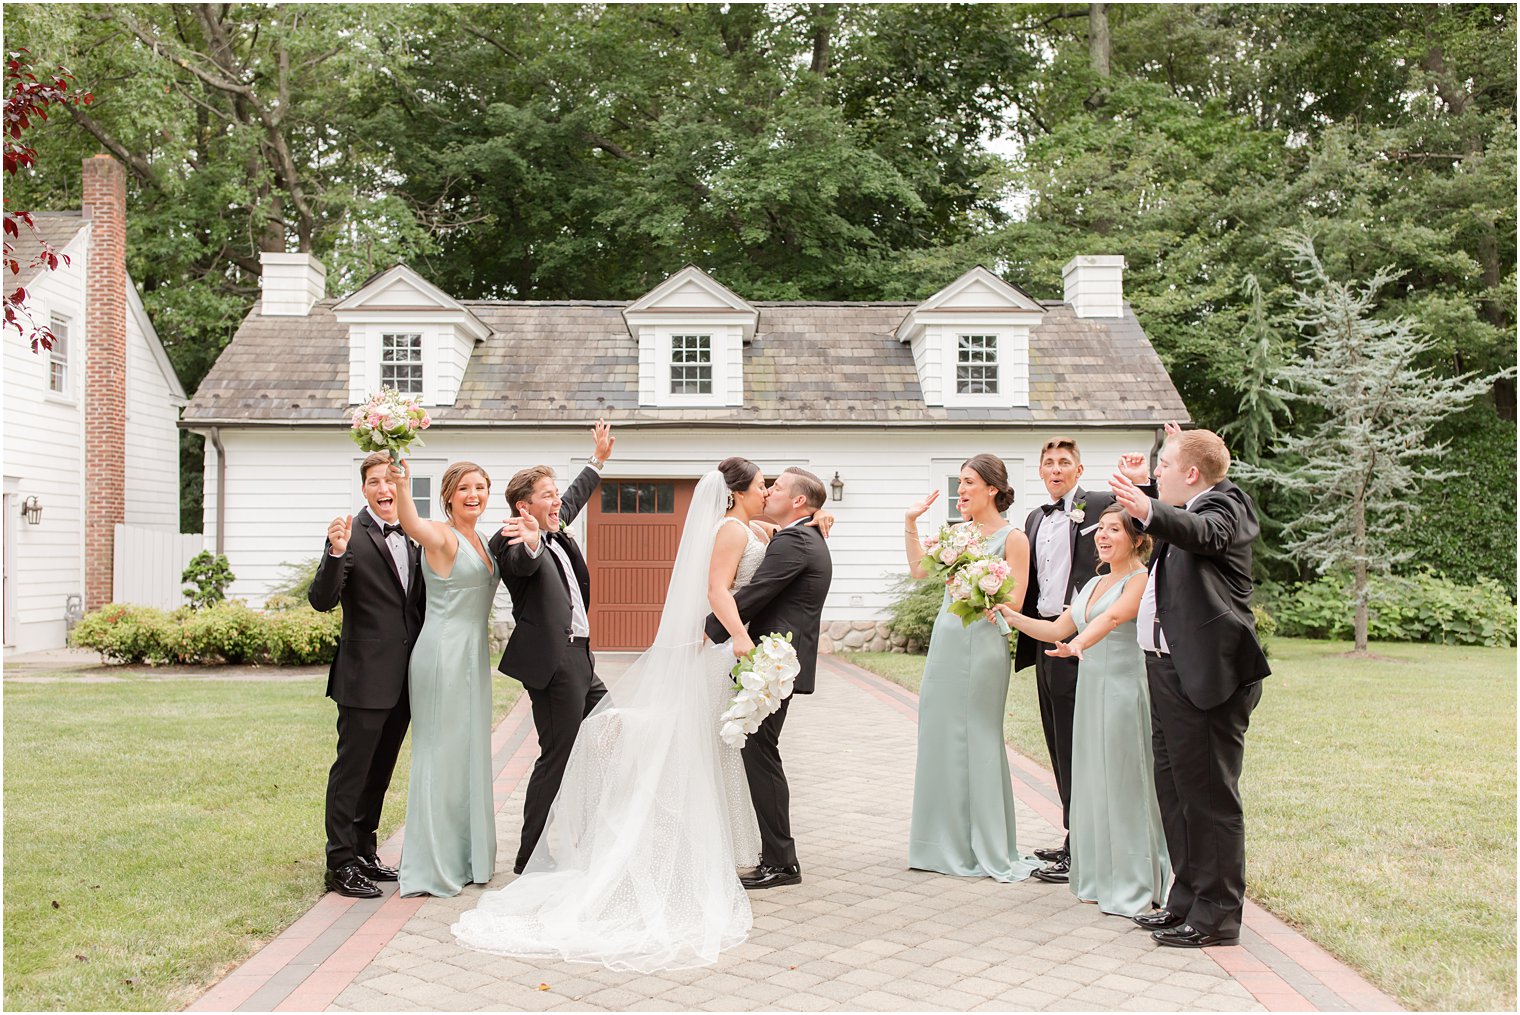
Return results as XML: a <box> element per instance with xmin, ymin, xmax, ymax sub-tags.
<box><xmin>4</xmin><ymin>48</ymin><xmax>92</xmax><ymax>353</ymax></box>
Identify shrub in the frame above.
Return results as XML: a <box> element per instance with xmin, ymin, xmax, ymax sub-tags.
<box><xmin>69</xmin><ymin>604</ymin><xmax>173</xmax><ymax>664</ymax></box>
<box><xmin>70</xmin><ymin>601</ymin><xmax>341</xmax><ymax>665</ymax></box>
<box><xmin>1267</xmin><ymin>570</ymin><xmax>1516</xmax><ymax>647</ymax></box>
<box><xmin>182</xmin><ymin>551</ymin><xmax>235</xmax><ymax>609</ymax></box>
<box><xmin>266</xmin><ymin>556</ymin><xmax>321</xmax><ymax>604</ymax></box>
<box><xmin>263</xmin><ymin>606</ymin><xmax>342</xmax><ymax>665</ymax></box>
<box><xmin>884</xmin><ymin>574</ymin><xmax>944</xmax><ymax>649</ymax></box>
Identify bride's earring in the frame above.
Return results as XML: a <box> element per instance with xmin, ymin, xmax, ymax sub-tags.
<box><xmin>726</xmin><ymin>493</ymin><xmax>736</xmax><ymax>510</ymax></box>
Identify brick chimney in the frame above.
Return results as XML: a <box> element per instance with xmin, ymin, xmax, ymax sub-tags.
<box><xmin>82</xmin><ymin>154</ymin><xmax>127</xmax><ymax>609</ymax></box>
<box><xmin>1062</xmin><ymin>254</ymin><xmax>1126</xmax><ymax>319</ymax></box>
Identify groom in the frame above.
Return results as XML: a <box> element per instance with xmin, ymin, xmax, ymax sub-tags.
<box><xmin>491</xmin><ymin>420</ymin><xmax>615</xmax><ymax>875</ymax></box>
<box><xmin>704</xmin><ymin>467</ymin><xmax>833</xmax><ymax>889</ymax></box>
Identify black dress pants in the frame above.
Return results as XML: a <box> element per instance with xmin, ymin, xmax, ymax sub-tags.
<box><xmin>516</xmin><ymin>641</ymin><xmax>608</xmax><ymax>871</ymax></box>
<box><xmin>742</xmin><ymin>695</ymin><xmax>797</xmax><ymax>868</ymax></box>
<box><xmin>1146</xmin><ymin>653</ymin><xmax>1262</xmax><ymax>938</ymax></box>
<box><xmin>1034</xmin><ymin>642</ymin><xmax>1079</xmax><ymax>846</ymax></box>
<box><xmin>325</xmin><ymin>695</ymin><xmax>411</xmax><ymax>871</ymax></box>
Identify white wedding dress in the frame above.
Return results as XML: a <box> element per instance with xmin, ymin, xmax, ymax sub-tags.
<box><xmin>451</xmin><ymin>471</ymin><xmax>764</xmax><ymax>972</ymax></box>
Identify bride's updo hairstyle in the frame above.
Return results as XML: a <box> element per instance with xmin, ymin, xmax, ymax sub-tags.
<box><xmin>962</xmin><ymin>453</ymin><xmax>1016</xmax><ymax>513</ymax></box>
<box><xmin>717</xmin><ymin>457</ymin><xmax>759</xmax><ymax>496</ymax></box>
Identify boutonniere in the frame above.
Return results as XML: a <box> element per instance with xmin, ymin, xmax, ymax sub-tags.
<box><xmin>1068</xmin><ymin>498</ymin><xmax>1086</xmax><ymax>524</ymax></box>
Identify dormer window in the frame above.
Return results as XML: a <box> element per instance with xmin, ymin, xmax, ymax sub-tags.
<box><xmin>956</xmin><ymin>334</ymin><xmax>998</xmax><ymax>395</ymax></box>
<box><xmin>381</xmin><ymin>333</ymin><xmax>423</xmax><ymax>395</ymax></box>
<box><xmin>624</xmin><ymin>266</ymin><xmax>757</xmax><ymax>408</ymax></box>
<box><xmin>670</xmin><ymin>334</ymin><xmax>714</xmax><ymax>395</ymax></box>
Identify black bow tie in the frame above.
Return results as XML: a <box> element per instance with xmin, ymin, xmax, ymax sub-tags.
<box><xmin>381</xmin><ymin>523</ymin><xmax>404</xmax><ymax>538</ymax></box>
<box><xmin>1040</xmin><ymin>502</ymin><xmax>1064</xmax><ymax>516</ymax></box>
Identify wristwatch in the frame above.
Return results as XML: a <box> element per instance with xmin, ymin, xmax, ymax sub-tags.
<box><xmin>589</xmin><ymin>455</ymin><xmax>605</xmax><ymax>469</ymax></box>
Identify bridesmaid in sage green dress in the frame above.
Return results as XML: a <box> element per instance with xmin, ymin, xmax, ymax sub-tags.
<box><xmin>390</xmin><ymin>459</ymin><xmax>500</xmax><ymax>898</ymax></box>
<box><xmin>902</xmin><ymin>455</ymin><xmax>1038</xmax><ymax>882</ymax></box>
<box><xmin>997</xmin><ymin>503</ymin><xmax>1170</xmax><ymax>916</ymax></box>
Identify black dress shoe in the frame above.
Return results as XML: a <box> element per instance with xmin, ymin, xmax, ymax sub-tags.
<box><xmin>1133</xmin><ymin>908</ymin><xmax>1185</xmax><ymax>930</ymax></box>
<box><xmin>1152</xmin><ymin>923</ymin><xmax>1239</xmax><ymax>948</ymax></box>
<box><xmin>355</xmin><ymin>853</ymin><xmax>398</xmax><ymax>882</ymax></box>
<box><xmin>1030</xmin><ymin>858</ymin><xmax>1070</xmax><ymax>883</ymax></box>
<box><xmin>740</xmin><ymin>863</ymin><xmax>801</xmax><ymax>890</ymax></box>
<box><xmin>324</xmin><ymin>863</ymin><xmax>382</xmax><ymax>899</ymax></box>
<box><xmin>1033</xmin><ymin>845</ymin><xmax>1068</xmax><ymax>863</ymax></box>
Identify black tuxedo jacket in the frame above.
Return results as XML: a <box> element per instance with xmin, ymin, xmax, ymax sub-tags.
<box><xmin>704</xmin><ymin>519</ymin><xmax>833</xmax><ymax>694</ymax></box>
<box><xmin>1014</xmin><ymin>486</ymin><xmax>1121</xmax><ymax>672</ymax></box>
<box><xmin>1141</xmin><ymin>479</ymin><xmax>1271</xmax><ymax>710</ymax></box>
<box><xmin>308</xmin><ymin>508</ymin><xmax>426</xmax><ymax>710</ymax></box>
<box><xmin>489</xmin><ymin>466</ymin><xmax>602</xmax><ymax>689</ymax></box>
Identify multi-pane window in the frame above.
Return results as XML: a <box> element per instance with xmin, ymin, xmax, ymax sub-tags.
<box><xmin>670</xmin><ymin>334</ymin><xmax>713</xmax><ymax>395</ymax></box>
<box><xmin>955</xmin><ymin>334</ymin><xmax>999</xmax><ymax>394</ymax></box>
<box><xmin>381</xmin><ymin>333</ymin><xmax>423</xmax><ymax>395</ymax></box>
<box><xmin>412</xmin><ymin>475</ymin><xmax>432</xmax><ymax>520</ymax></box>
<box><xmin>600</xmin><ymin>481</ymin><xmax>676</xmax><ymax>514</ymax></box>
<box><xmin>946</xmin><ymin>477</ymin><xmax>964</xmax><ymax>522</ymax></box>
<box><xmin>48</xmin><ymin>316</ymin><xmax>69</xmax><ymax>394</ymax></box>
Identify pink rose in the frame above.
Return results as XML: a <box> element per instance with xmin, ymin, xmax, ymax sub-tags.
<box><xmin>939</xmin><ymin>547</ymin><xmax>959</xmax><ymax>565</ymax></box>
<box><xmin>978</xmin><ymin>573</ymin><xmax>1004</xmax><ymax>595</ymax></box>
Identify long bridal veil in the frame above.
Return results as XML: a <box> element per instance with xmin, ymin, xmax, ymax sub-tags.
<box><xmin>451</xmin><ymin>470</ymin><xmax>756</xmax><ymax>972</ymax></box>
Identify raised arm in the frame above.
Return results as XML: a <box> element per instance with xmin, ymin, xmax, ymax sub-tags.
<box><xmin>489</xmin><ymin>511</ymin><xmax>544</xmax><ymax>577</ymax></box>
<box><xmin>903</xmin><ymin>489</ymin><xmax>941</xmax><ymax>579</ymax></box>
<box><xmin>390</xmin><ymin>459</ymin><xmax>456</xmax><ymax>568</ymax></box>
<box><xmin>308</xmin><ymin>514</ymin><xmax>353</xmax><ymax>612</ymax></box>
<box><xmin>707</xmin><ymin>522</ymin><xmax>755</xmax><ymax>656</ymax></box>
<box><xmin>1143</xmin><ymin>495</ymin><xmax>1253</xmax><ymax>557</ymax></box>
<box><xmin>559</xmin><ymin>420</ymin><xmax>614</xmax><ymax>525</ymax></box>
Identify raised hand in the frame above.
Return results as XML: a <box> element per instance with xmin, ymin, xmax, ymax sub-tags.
<box><xmin>499</xmin><ymin>512</ymin><xmax>542</xmax><ymax>549</ymax></box>
<box><xmin>1117</xmin><ymin>452</ymin><xmax>1151</xmax><ymax>484</ymax></box>
<box><xmin>905</xmin><ymin>488</ymin><xmax>940</xmax><ymax>523</ymax></box>
<box><xmin>592</xmin><ymin>419</ymin><xmax>615</xmax><ymax>463</ymax></box>
<box><xmin>1164</xmin><ymin>420</ymin><xmax>1182</xmax><ymax>437</ymax></box>
<box><xmin>1109</xmin><ymin>471</ymin><xmax>1150</xmax><ymax>520</ymax></box>
<box><xmin>327</xmin><ymin>514</ymin><xmax>353</xmax><ymax>555</ymax></box>
<box><xmin>389</xmin><ymin>456</ymin><xmax>411</xmax><ymax>483</ymax></box>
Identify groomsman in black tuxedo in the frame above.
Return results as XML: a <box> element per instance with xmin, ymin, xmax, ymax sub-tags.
<box><xmin>1111</xmin><ymin>428</ymin><xmax>1270</xmax><ymax>948</ymax></box>
<box><xmin>1016</xmin><ymin>438</ymin><xmax>1152</xmax><ymax>882</ymax></box>
<box><xmin>704</xmin><ymin>467</ymin><xmax>833</xmax><ymax>890</ymax></box>
<box><xmin>490</xmin><ymin>421</ymin><xmax>615</xmax><ymax>875</ymax></box>
<box><xmin>309</xmin><ymin>451</ymin><xmax>426</xmax><ymax>898</ymax></box>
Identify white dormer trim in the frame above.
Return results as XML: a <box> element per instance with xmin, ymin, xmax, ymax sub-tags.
<box><xmin>624</xmin><ymin>266</ymin><xmax>756</xmax><ymax>407</ymax></box>
<box><xmin>897</xmin><ymin>266</ymin><xmax>1041</xmax><ymax>409</ymax></box>
<box><xmin>334</xmin><ymin>264</ymin><xmax>489</xmax><ymax>406</ymax></box>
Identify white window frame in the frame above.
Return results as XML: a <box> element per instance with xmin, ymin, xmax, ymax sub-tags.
<box><xmin>46</xmin><ymin>313</ymin><xmax>73</xmax><ymax>399</ymax></box>
<box><xmin>654</xmin><ymin>327</ymin><xmax>732</xmax><ymax>406</ymax></box>
<box><xmin>932</xmin><ymin>455</ymin><xmax>1025</xmax><ymax>525</ymax></box>
<box><xmin>380</xmin><ymin>332</ymin><xmax>424</xmax><ymax>396</ymax></box>
<box><xmin>668</xmin><ymin>332</ymin><xmax>714</xmax><ymax>396</ymax></box>
<box><xmin>954</xmin><ymin>333</ymin><xmax>999</xmax><ymax>396</ymax></box>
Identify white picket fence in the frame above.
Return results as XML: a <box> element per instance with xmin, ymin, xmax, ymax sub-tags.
<box><xmin>113</xmin><ymin>524</ymin><xmax>205</xmax><ymax>609</ymax></box>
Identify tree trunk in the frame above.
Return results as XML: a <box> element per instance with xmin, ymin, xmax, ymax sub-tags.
<box><xmin>1351</xmin><ymin>489</ymin><xmax>1369</xmax><ymax>653</ymax></box>
<box><xmin>1089</xmin><ymin>4</ymin><xmax>1111</xmax><ymax>78</ymax></box>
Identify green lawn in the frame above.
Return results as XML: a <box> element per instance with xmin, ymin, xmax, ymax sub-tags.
<box><xmin>850</xmin><ymin>638</ymin><xmax>1517</xmax><ymax>1012</ymax></box>
<box><xmin>3</xmin><ymin>672</ymin><xmax>522</xmax><ymax>1012</ymax></box>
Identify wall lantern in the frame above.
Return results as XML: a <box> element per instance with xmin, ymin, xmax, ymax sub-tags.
<box><xmin>830</xmin><ymin>471</ymin><xmax>845</xmax><ymax>502</ymax></box>
<box><xmin>20</xmin><ymin>495</ymin><xmax>42</xmax><ymax>525</ymax></box>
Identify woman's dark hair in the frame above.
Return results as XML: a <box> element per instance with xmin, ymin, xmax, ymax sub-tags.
<box><xmin>717</xmin><ymin>457</ymin><xmax>760</xmax><ymax>495</ymax></box>
<box><xmin>1100</xmin><ymin>502</ymin><xmax>1154</xmax><ymax>562</ymax></box>
<box><xmin>962</xmin><ymin>453</ymin><xmax>1016</xmax><ymax>513</ymax></box>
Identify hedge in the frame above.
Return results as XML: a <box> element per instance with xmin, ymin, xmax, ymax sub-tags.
<box><xmin>71</xmin><ymin>600</ymin><xmax>341</xmax><ymax>665</ymax></box>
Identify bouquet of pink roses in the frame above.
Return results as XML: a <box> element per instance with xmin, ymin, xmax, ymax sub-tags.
<box><xmin>350</xmin><ymin>387</ymin><xmax>431</xmax><ymax>459</ymax></box>
<box><xmin>918</xmin><ymin>522</ymin><xmax>989</xmax><ymax>583</ymax></box>
<box><xmin>945</xmin><ymin>553</ymin><xmax>1017</xmax><ymax>635</ymax></box>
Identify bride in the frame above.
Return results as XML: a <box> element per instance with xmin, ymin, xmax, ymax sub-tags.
<box><xmin>451</xmin><ymin>458</ymin><xmax>799</xmax><ymax>972</ymax></box>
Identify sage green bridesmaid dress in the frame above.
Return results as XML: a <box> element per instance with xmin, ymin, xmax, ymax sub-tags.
<box><xmin>398</xmin><ymin>532</ymin><xmax>499</xmax><ymax>898</ymax></box>
<box><xmin>908</xmin><ymin>526</ymin><xmax>1039</xmax><ymax>882</ymax></box>
<box><xmin>1067</xmin><ymin>569</ymin><xmax>1172</xmax><ymax>916</ymax></box>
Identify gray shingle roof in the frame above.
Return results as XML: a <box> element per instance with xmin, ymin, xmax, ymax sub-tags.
<box><xmin>183</xmin><ymin>298</ymin><xmax>1188</xmax><ymax>427</ymax></box>
<box><xmin>5</xmin><ymin>212</ymin><xmax>87</xmax><ymax>287</ymax></box>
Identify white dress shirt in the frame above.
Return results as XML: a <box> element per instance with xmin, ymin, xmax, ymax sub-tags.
<box><xmin>335</xmin><ymin>507</ymin><xmax>410</xmax><ymax>592</ymax></box>
<box><xmin>522</xmin><ymin>462</ymin><xmax>602</xmax><ymax>639</ymax></box>
<box><xmin>1034</xmin><ymin>490</ymin><xmax>1077</xmax><ymax>618</ymax></box>
<box><xmin>1136</xmin><ymin>485</ymin><xmax>1215</xmax><ymax>654</ymax></box>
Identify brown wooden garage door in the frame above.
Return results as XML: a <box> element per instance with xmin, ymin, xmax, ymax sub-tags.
<box><xmin>587</xmin><ymin>478</ymin><xmax>697</xmax><ymax>650</ymax></box>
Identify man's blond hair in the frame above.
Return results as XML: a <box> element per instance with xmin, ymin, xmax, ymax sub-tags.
<box><xmin>1169</xmin><ymin>429</ymin><xmax>1231</xmax><ymax>485</ymax></box>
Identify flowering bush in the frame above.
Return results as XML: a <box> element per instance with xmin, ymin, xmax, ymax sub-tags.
<box><xmin>918</xmin><ymin>523</ymin><xmax>988</xmax><ymax>583</ymax></box>
<box><xmin>718</xmin><ymin>632</ymin><xmax>800</xmax><ymax>748</ymax></box>
<box><xmin>350</xmin><ymin>387</ymin><xmax>431</xmax><ymax>458</ymax></box>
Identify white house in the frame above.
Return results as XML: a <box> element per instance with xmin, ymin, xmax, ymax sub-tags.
<box><xmin>183</xmin><ymin>253</ymin><xmax>1186</xmax><ymax>652</ymax></box>
<box><xmin>2</xmin><ymin>155</ymin><xmax>188</xmax><ymax>655</ymax></box>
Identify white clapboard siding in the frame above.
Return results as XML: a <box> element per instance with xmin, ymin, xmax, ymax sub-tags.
<box><xmin>113</xmin><ymin>524</ymin><xmax>204</xmax><ymax>609</ymax></box>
